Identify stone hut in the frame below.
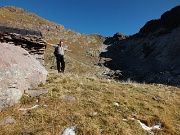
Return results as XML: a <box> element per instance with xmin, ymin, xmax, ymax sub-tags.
<box><xmin>0</xmin><ymin>26</ymin><xmax>46</xmax><ymax>65</ymax></box>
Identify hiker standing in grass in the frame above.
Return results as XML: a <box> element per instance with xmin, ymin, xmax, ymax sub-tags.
<box><xmin>43</xmin><ymin>39</ymin><xmax>72</xmax><ymax>73</ymax></box>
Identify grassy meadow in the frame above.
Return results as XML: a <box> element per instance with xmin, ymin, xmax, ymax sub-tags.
<box><xmin>0</xmin><ymin>6</ymin><xmax>180</xmax><ymax>135</ymax></box>
<box><xmin>0</xmin><ymin>67</ymin><xmax>179</xmax><ymax>135</ymax></box>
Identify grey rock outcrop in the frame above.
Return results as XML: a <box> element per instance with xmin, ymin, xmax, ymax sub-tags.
<box><xmin>0</xmin><ymin>43</ymin><xmax>48</xmax><ymax>111</ymax></box>
<box><xmin>27</xmin><ymin>89</ymin><xmax>48</xmax><ymax>97</ymax></box>
<box><xmin>103</xmin><ymin>32</ymin><xmax>127</xmax><ymax>45</ymax></box>
<box><xmin>0</xmin><ymin>116</ymin><xmax>16</xmax><ymax>125</ymax></box>
<box><xmin>0</xmin><ymin>88</ymin><xmax>22</xmax><ymax>112</ymax></box>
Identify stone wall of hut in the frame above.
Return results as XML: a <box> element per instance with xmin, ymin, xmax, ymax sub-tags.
<box><xmin>0</xmin><ymin>26</ymin><xmax>46</xmax><ymax>65</ymax></box>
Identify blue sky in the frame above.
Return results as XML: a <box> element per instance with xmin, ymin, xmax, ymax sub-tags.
<box><xmin>0</xmin><ymin>0</ymin><xmax>179</xmax><ymax>36</ymax></box>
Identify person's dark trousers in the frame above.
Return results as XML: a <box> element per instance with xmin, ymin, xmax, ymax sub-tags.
<box><xmin>56</xmin><ymin>54</ymin><xmax>65</xmax><ymax>73</ymax></box>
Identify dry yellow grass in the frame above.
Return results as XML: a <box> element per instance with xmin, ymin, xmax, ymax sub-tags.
<box><xmin>0</xmin><ymin>69</ymin><xmax>179</xmax><ymax>135</ymax></box>
<box><xmin>0</xmin><ymin>6</ymin><xmax>180</xmax><ymax>135</ymax></box>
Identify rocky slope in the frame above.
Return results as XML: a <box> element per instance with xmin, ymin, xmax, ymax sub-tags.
<box><xmin>0</xmin><ymin>5</ymin><xmax>180</xmax><ymax>86</ymax></box>
<box><xmin>100</xmin><ymin>5</ymin><xmax>180</xmax><ymax>86</ymax></box>
<box><xmin>0</xmin><ymin>6</ymin><xmax>107</xmax><ymax>111</ymax></box>
<box><xmin>0</xmin><ymin>6</ymin><xmax>105</xmax><ymax>69</ymax></box>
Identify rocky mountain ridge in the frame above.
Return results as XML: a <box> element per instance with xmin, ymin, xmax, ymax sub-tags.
<box><xmin>101</xmin><ymin>5</ymin><xmax>180</xmax><ymax>86</ymax></box>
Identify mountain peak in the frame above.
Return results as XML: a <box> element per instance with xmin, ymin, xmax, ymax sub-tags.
<box><xmin>0</xmin><ymin>6</ymin><xmax>30</xmax><ymax>14</ymax></box>
<box><xmin>139</xmin><ymin>5</ymin><xmax>180</xmax><ymax>34</ymax></box>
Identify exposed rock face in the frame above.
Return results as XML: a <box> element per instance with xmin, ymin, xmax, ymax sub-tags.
<box><xmin>103</xmin><ymin>32</ymin><xmax>127</xmax><ymax>45</ymax></box>
<box><xmin>101</xmin><ymin>6</ymin><xmax>180</xmax><ymax>86</ymax></box>
<box><xmin>0</xmin><ymin>43</ymin><xmax>48</xmax><ymax>111</ymax></box>
<box><xmin>140</xmin><ymin>6</ymin><xmax>180</xmax><ymax>34</ymax></box>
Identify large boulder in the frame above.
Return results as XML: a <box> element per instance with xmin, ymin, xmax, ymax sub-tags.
<box><xmin>0</xmin><ymin>43</ymin><xmax>48</xmax><ymax>111</ymax></box>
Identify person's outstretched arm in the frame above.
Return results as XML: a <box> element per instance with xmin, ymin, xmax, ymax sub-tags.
<box><xmin>42</xmin><ymin>39</ymin><xmax>54</xmax><ymax>47</ymax></box>
<box><xmin>66</xmin><ymin>49</ymin><xmax>72</xmax><ymax>52</ymax></box>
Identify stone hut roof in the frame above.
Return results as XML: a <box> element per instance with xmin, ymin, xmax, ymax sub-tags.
<box><xmin>0</xmin><ymin>26</ymin><xmax>46</xmax><ymax>65</ymax></box>
<box><xmin>0</xmin><ymin>26</ymin><xmax>42</xmax><ymax>37</ymax></box>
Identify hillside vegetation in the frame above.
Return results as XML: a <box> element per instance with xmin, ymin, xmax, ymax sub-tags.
<box><xmin>0</xmin><ymin>6</ymin><xmax>180</xmax><ymax>135</ymax></box>
<box><xmin>0</xmin><ymin>71</ymin><xmax>180</xmax><ymax>135</ymax></box>
<box><xmin>0</xmin><ymin>6</ymin><xmax>105</xmax><ymax>68</ymax></box>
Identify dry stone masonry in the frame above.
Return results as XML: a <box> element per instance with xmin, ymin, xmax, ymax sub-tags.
<box><xmin>0</xmin><ymin>26</ymin><xmax>46</xmax><ymax>65</ymax></box>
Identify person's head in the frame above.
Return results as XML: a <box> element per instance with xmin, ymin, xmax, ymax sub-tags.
<box><xmin>58</xmin><ymin>40</ymin><xmax>64</xmax><ymax>46</ymax></box>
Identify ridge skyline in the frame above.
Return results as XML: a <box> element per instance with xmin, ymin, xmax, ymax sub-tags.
<box><xmin>0</xmin><ymin>0</ymin><xmax>179</xmax><ymax>37</ymax></box>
